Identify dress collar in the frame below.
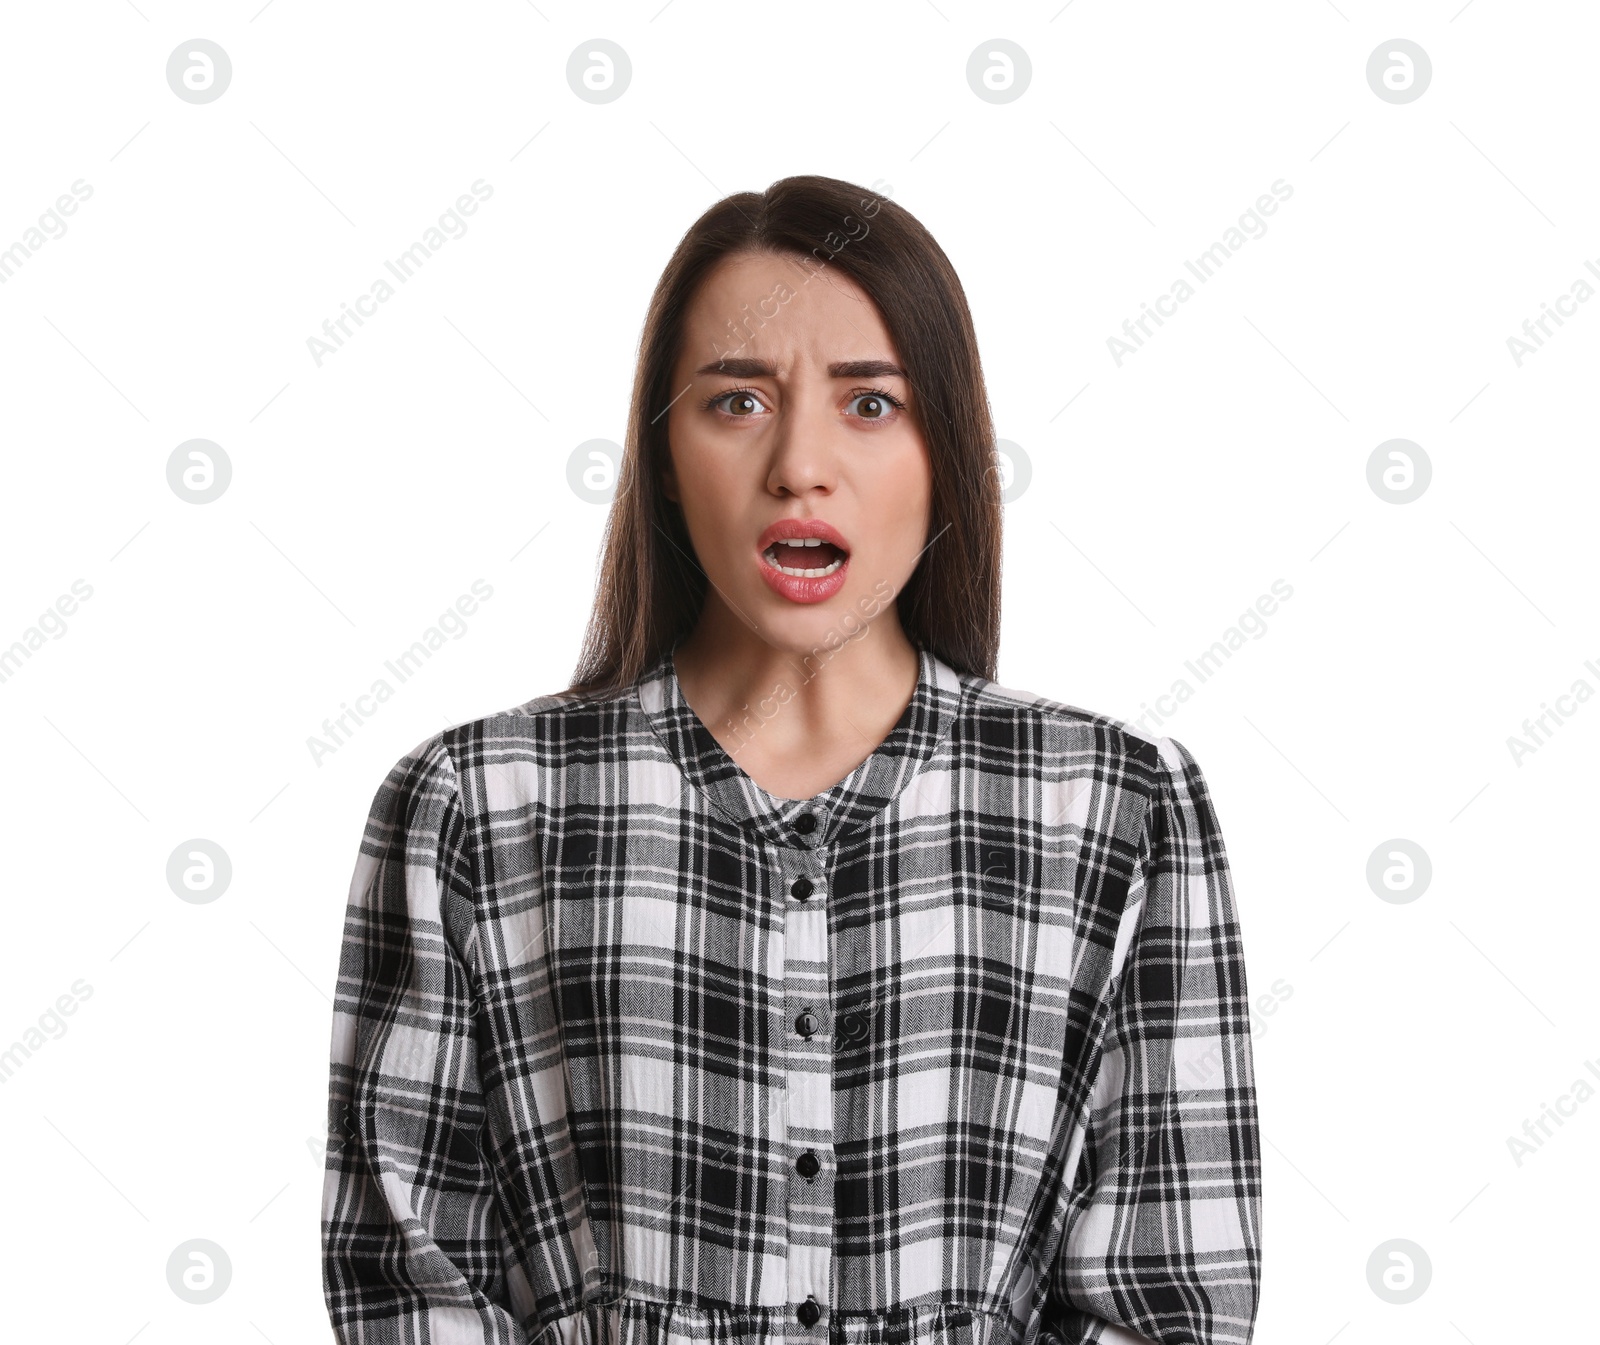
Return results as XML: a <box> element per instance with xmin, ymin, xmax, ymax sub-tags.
<box><xmin>636</xmin><ymin>642</ymin><xmax>965</xmax><ymax>850</ymax></box>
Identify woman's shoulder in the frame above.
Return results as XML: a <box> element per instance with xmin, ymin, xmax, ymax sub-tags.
<box><xmin>449</xmin><ymin>678</ymin><xmax>643</xmax><ymax>743</ymax></box>
<box><xmin>954</xmin><ymin>663</ymin><xmax>1192</xmax><ymax>779</ymax></box>
<box><xmin>368</xmin><ymin>678</ymin><xmax>646</xmax><ymax>805</ymax></box>
<box><xmin>953</xmin><ymin>672</ymin><xmax>1227</xmax><ymax>853</ymax></box>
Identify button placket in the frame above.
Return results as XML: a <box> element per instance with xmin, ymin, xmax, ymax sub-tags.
<box><xmin>781</xmin><ymin>816</ymin><xmax>831</xmax><ymax>1336</ymax></box>
<box><xmin>635</xmin><ymin>643</ymin><xmax>964</xmax><ymax>1335</ymax></box>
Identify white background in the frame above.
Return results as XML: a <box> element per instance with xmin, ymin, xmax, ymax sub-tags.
<box><xmin>1</xmin><ymin>2</ymin><xmax>1594</xmax><ymax>1341</ymax></box>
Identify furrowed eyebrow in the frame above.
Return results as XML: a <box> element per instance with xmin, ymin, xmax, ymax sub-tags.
<box><xmin>692</xmin><ymin>357</ymin><xmax>908</xmax><ymax>381</ymax></box>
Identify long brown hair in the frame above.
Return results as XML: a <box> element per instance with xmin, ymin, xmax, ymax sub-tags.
<box><xmin>564</xmin><ymin>174</ymin><xmax>1001</xmax><ymax>699</ymax></box>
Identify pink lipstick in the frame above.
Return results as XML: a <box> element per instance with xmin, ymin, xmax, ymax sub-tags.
<box><xmin>755</xmin><ymin>518</ymin><xmax>852</xmax><ymax>604</ymax></box>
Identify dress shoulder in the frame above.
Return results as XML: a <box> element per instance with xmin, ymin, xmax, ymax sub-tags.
<box><xmin>957</xmin><ymin>668</ymin><xmax>1176</xmax><ymax>776</ymax></box>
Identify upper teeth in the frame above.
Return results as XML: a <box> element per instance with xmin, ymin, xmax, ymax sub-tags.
<box><xmin>766</xmin><ymin>538</ymin><xmax>845</xmax><ymax>577</ymax></box>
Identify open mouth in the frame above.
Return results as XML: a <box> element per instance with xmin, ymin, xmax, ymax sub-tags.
<box><xmin>762</xmin><ymin>537</ymin><xmax>850</xmax><ymax>577</ymax></box>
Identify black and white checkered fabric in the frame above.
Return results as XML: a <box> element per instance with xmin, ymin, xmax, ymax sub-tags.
<box><xmin>321</xmin><ymin>642</ymin><xmax>1262</xmax><ymax>1345</ymax></box>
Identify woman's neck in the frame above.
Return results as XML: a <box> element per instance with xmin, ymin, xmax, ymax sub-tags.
<box><xmin>670</xmin><ymin>606</ymin><xmax>921</xmax><ymax>801</ymax></box>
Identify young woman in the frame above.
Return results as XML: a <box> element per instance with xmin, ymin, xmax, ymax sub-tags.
<box><xmin>322</xmin><ymin>175</ymin><xmax>1262</xmax><ymax>1345</ymax></box>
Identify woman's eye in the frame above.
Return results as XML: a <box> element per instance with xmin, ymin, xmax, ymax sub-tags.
<box><xmin>846</xmin><ymin>391</ymin><xmax>902</xmax><ymax>421</ymax></box>
<box><xmin>705</xmin><ymin>388</ymin><xmax>903</xmax><ymax>421</ymax></box>
<box><xmin>710</xmin><ymin>390</ymin><xmax>766</xmax><ymax>417</ymax></box>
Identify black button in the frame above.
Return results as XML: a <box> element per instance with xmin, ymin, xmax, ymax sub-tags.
<box><xmin>792</xmin><ymin>810</ymin><xmax>817</xmax><ymax>835</ymax></box>
<box><xmin>795</xmin><ymin>1150</ymin><xmax>819</xmax><ymax>1179</ymax></box>
<box><xmin>797</xmin><ymin>1296</ymin><xmax>820</xmax><ymax>1327</ymax></box>
<box><xmin>790</xmin><ymin>877</ymin><xmax>813</xmax><ymax>900</ymax></box>
<box><xmin>795</xmin><ymin>1009</ymin><xmax>818</xmax><ymax>1038</ymax></box>
<box><xmin>1039</xmin><ymin>1333</ymin><xmax>1063</xmax><ymax>1345</ymax></box>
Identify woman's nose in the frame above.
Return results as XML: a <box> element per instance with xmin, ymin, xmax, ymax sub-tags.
<box><xmin>765</xmin><ymin>391</ymin><xmax>839</xmax><ymax>495</ymax></box>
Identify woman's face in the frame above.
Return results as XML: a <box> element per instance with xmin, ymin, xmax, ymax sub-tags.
<box><xmin>663</xmin><ymin>250</ymin><xmax>933</xmax><ymax>656</ymax></box>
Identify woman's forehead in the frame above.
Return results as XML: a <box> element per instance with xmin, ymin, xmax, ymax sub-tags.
<box><xmin>679</xmin><ymin>258</ymin><xmax>896</xmax><ymax>371</ymax></box>
<box><xmin>694</xmin><ymin>251</ymin><xmax>877</xmax><ymax>316</ymax></box>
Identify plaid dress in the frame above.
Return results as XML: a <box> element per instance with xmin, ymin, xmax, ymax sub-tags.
<box><xmin>321</xmin><ymin>643</ymin><xmax>1262</xmax><ymax>1345</ymax></box>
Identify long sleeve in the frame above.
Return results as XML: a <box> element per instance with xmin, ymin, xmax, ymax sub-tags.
<box><xmin>321</xmin><ymin>735</ymin><xmax>528</xmax><ymax>1344</ymax></box>
<box><xmin>1046</xmin><ymin>736</ymin><xmax>1262</xmax><ymax>1345</ymax></box>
